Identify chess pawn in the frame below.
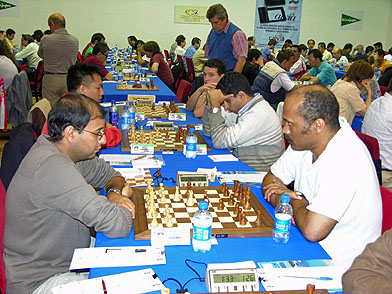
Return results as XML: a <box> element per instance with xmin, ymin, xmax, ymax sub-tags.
<box><xmin>210</xmin><ymin>173</ymin><xmax>215</xmax><ymax>183</ymax></box>
<box><xmin>173</xmin><ymin>186</ymin><xmax>181</xmax><ymax>202</ymax></box>
<box><xmin>218</xmin><ymin>199</ymin><xmax>225</xmax><ymax>210</ymax></box>
<box><xmin>240</xmin><ymin>213</ymin><xmax>247</xmax><ymax>226</ymax></box>
<box><xmin>149</xmin><ymin>134</ymin><xmax>154</xmax><ymax>144</ymax></box>
<box><xmin>254</xmin><ymin>211</ymin><xmax>263</xmax><ymax>226</ymax></box>
<box><xmin>166</xmin><ymin>214</ymin><xmax>174</xmax><ymax>227</ymax></box>
<box><xmin>150</xmin><ymin>212</ymin><xmax>159</xmax><ymax>228</ymax></box>
<box><xmin>221</xmin><ymin>183</ymin><xmax>226</xmax><ymax>194</ymax></box>
<box><xmin>228</xmin><ymin>194</ymin><xmax>235</xmax><ymax>206</ymax></box>
<box><xmin>160</xmin><ymin>190</ymin><xmax>167</xmax><ymax>202</ymax></box>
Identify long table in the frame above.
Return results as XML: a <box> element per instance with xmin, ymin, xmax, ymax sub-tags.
<box><xmin>90</xmin><ymin>109</ymin><xmax>333</xmax><ymax>293</ymax></box>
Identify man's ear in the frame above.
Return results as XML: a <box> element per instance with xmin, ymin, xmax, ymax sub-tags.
<box><xmin>78</xmin><ymin>85</ymin><xmax>87</xmax><ymax>96</ymax></box>
<box><xmin>313</xmin><ymin>118</ymin><xmax>326</xmax><ymax>133</ymax></box>
<box><xmin>63</xmin><ymin>125</ymin><xmax>78</xmax><ymax>143</ymax></box>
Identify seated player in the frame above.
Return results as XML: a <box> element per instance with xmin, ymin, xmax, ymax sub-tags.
<box><xmin>342</xmin><ymin>228</ymin><xmax>392</xmax><ymax>293</ymax></box>
<box><xmin>252</xmin><ymin>49</ymin><xmax>296</xmax><ymax>110</ymax></box>
<box><xmin>83</xmin><ymin>42</ymin><xmax>113</xmax><ymax>81</ymax></box>
<box><xmin>241</xmin><ymin>48</ymin><xmax>264</xmax><ymax>87</ymax></box>
<box><xmin>289</xmin><ymin>44</ymin><xmax>307</xmax><ymax>79</ymax></box>
<box><xmin>15</xmin><ymin>34</ymin><xmax>42</xmax><ymax>81</ymax></box>
<box><xmin>173</xmin><ymin>35</ymin><xmax>186</xmax><ymax>65</ymax></box>
<box><xmin>262</xmin><ymin>85</ymin><xmax>382</xmax><ymax>264</ymax></box>
<box><xmin>4</xmin><ymin>94</ymin><xmax>135</xmax><ymax>294</ymax></box>
<box><xmin>202</xmin><ymin>72</ymin><xmax>284</xmax><ymax>172</ymax></box>
<box><xmin>186</xmin><ymin>58</ymin><xmax>225</xmax><ymax>118</ymax></box>
<box><xmin>40</xmin><ymin>63</ymin><xmax>121</xmax><ymax>149</ymax></box>
<box><xmin>373</xmin><ymin>48</ymin><xmax>391</xmax><ymax>73</ymax></box>
<box><xmin>134</xmin><ymin>40</ymin><xmax>149</xmax><ymax>67</ymax></box>
<box><xmin>300</xmin><ymin>49</ymin><xmax>337</xmax><ymax>86</ymax></box>
<box><xmin>81</xmin><ymin>32</ymin><xmax>105</xmax><ymax>60</ymax></box>
<box><xmin>143</xmin><ymin>41</ymin><xmax>175</xmax><ymax>91</ymax></box>
<box><xmin>318</xmin><ymin>42</ymin><xmax>332</xmax><ymax>62</ymax></box>
<box><xmin>330</xmin><ymin>60</ymin><xmax>373</xmax><ymax>125</ymax></box>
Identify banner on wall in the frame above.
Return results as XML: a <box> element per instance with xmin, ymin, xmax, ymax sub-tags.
<box><xmin>254</xmin><ymin>0</ymin><xmax>302</xmax><ymax>49</ymax></box>
<box><xmin>174</xmin><ymin>5</ymin><xmax>209</xmax><ymax>25</ymax></box>
<box><xmin>0</xmin><ymin>0</ymin><xmax>19</xmax><ymax>17</ymax></box>
<box><xmin>340</xmin><ymin>10</ymin><xmax>363</xmax><ymax>30</ymax></box>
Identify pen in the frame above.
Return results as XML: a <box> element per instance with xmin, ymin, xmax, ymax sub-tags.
<box><xmin>105</xmin><ymin>248</ymin><xmax>147</xmax><ymax>253</ymax></box>
<box><xmin>102</xmin><ymin>279</ymin><xmax>107</xmax><ymax>294</ymax></box>
<box><xmin>279</xmin><ymin>275</ymin><xmax>333</xmax><ymax>281</ymax></box>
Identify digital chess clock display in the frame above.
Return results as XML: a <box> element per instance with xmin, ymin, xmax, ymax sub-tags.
<box><xmin>181</xmin><ymin>176</ymin><xmax>208</xmax><ymax>182</ymax></box>
<box><xmin>213</xmin><ymin>273</ymin><xmax>256</xmax><ymax>283</ymax></box>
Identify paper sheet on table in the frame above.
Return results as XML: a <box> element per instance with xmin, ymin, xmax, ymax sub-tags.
<box><xmin>99</xmin><ymin>154</ymin><xmax>140</xmax><ymax>165</ymax></box>
<box><xmin>52</xmin><ymin>268</ymin><xmax>165</xmax><ymax>294</ymax></box>
<box><xmin>258</xmin><ymin>264</ymin><xmax>349</xmax><ymax>292</ymax></box>
<box><xmin>113</xmin><ymin>167</ymin><xmax>145</xmax><ymax>179</ymax></box>
<box><xmin>208</xmin><ymin>154</ymin><xmax>239</xmax><ymax>162</ymax></box>
<box><xmin>132</xmin><ymin>155</ymin><xmax>164</xmax><ymax>168</ymax></box>
<box><xmin>197</xmin><ymin>167</ymin><xmax>217</xmax><ymax>175</ymax></box>
<box><xmin>69</xmin><ymin>246</ymin><xmax>166</xmax><ymax>270</ymax></box>
<box><xmin>102</xmin><ymin>80</ymin><xmax>118</xmax><ymax>83</ymax></box>
<box><xmin>217</xmin><ymin>171</ymin><xmax>267</xmax><ymax>184</ymax></box>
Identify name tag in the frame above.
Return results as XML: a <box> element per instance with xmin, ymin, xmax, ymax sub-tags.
<box><xmin>196</xmin><ymin>144</ymin><xmax>207</xmax><ymax>155</ymax></box>
<box><xmin>135</xmin><ymin>113</ymin><xmax>145</xmax><ymax>120</ymax></box>
<box><xmin>151</xmin><ymin>228</ymin><xmax>190</xmax><ymax>246</ymax></box>
<box><xmin>168</xmin><ymin>113</ymin><xmax>186</xmax><ymax>121</ymax></box>
<box><xmin>131</xmin><ymin>144</ymin><xmax>154</xmax><ymax>154</ymax></box>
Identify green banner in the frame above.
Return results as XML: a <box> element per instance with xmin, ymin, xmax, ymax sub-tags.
<box><xmin>0</xmin><ymin>0</ymin><xmax>16</xmax><ymax>10</ymax></box>
<box><xmin>341</xmin><ymin>13</ymin><xmax>361</xmax><ymax>27</ymax></box>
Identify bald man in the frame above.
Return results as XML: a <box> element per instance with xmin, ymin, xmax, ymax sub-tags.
<box><xmin>38</xmin><ymin>13</ymin><xmax>78</xmax><ymax>106</ymax></box>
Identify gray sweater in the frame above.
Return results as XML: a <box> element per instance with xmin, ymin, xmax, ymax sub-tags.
<box><xmin>202</xmin><ymin>96</ymin><xmax>284</xmax><ymax>172</ymax></box>
<box><xmin>4</xmin><ymin>135</ymin><xmax>133</xmax><ymax>294</ymax></box>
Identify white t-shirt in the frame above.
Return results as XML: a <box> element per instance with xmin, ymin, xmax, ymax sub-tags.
<box><xmin>271</xmin><ymin>73</ymin><xmax>295</xmax><ymax>92</ymax></box>
<box><xmin>173</xmin><ymin>46</ymin><xmax>186</xmax><ymax>64</ymax></box>
<box><xmin>271</xmin><ymin>118</ymin><xmax>382</xmax><ymax>263</ymax></box>
<box><xmin>0</xmin><ymin>55</ymin><xmax>18</xmax><ymax>90</ymax></box>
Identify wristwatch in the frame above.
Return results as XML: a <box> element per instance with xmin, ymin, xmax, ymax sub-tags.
<box><xmin>107</xmin><ymin>188</ymin><xmax>122</xmax><ymax>194</ymax></box>
<box><xmin>212</xmin><ymin>107</ymin><xmax>220</xmax><ymax>114</ymax></box>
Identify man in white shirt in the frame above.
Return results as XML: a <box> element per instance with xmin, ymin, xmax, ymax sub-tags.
<box><xmin>331</xmin><ymin>48</ymin><xmax>348</xmax><ymax>68</ymax></box>
<box><xmin>362</xmin><ymin>79</ymin><xmax>392</xmax><ymax>191</ymax></box>
<box><xmin>263</xmin><ymin>85</ymin><xmax>382</xmax><ymax>264</ymax></box>
<box><xmin>173</xmin><ymin>35</ymin><xmax>186</xmax><ymax>65</ymax></box>
<box><xmin>15</xmin><ymin>34</ymin><xmax>42</xmax><ymax>81</ymax></box>
<box><xmin>318</xmin><ymin>42</ymin><xmax>332</xmax><ymax>62</ymax></box>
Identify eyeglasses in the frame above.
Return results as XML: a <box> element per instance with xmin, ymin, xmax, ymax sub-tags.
<box><xmin>83</xmin><ymin>129</ymin><xmax>105</xmax><ymax>140</ymax></box>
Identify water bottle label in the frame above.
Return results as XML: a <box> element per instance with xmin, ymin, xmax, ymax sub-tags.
<box><xmin>130</xmin><ymin>112</ymin><xmax>135</xmax><ymax>120</ymax></box>
<box><xmin>121</xmin><ymin>116</ymin><xmax>130</xmax><ymax>125</ymax></box>
<box><xmin>110</xmin><ymin>112</ymin><xmax>119</xmax><ymax>126</ymax></box>
<box><xmin>186</xmin><ymin>142</ymin><xmax>197</xmax><ymax>152</ymax></box>
<box><xmin>193</xmin><ymin>225</ymin><xmax>211</xmax><ymax>241</ymax></box>
<box><xmin>274</xmin><ymin>215</ymin><xmax>291</xmax><ymax>233</ymax></box>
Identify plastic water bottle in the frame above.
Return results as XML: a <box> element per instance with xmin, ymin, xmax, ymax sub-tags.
<box><xmin>120</xmin><ymin>105</ymin><xmax>131</xmax><ymax>130</ymax></box>
<box><xmin>376</xmin><ymin>89</ymin><xmax>381</xmax><ymax>98</ymax></box>
<box><xmin>273</xmin><ymin>194</ymin><xmax>293</xmax><ymax>243</ymax></box>
<box><xmin>192</xmin><ymin>201</ymin><xmax>212</xmax><ymax>253</ymax></box>
<box><xmin>185</xmin><ymin>128</ymin><xmax>197</xmax><ymax>159</ymax></box>
<box><xmin>375</xmin><ymin>66</ymin><xmax>381</xmax><ymax>80</ymax></box>
<box><xmin>339</xmin><ymin>60</ymin><xmax>344</xmax><ymax>70</ymax></box>
<box><xmin>129</xmin><ymin>101</ymin><xmax>136</xmax><ymax>125</ymax></box>
<box><xmin>109</xmin><ymin>100</ymin><xmax>119</xmax><ymax>127</ymax></box>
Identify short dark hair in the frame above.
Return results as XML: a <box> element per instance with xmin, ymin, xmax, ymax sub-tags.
<box><xmin>290</xmin><ymin>85</ymin><xmax>340</xmax><ymax>130</ymax></box>
<box><xmin>309</xmin><ymin>49</ymin><xmax>322</xmax><ymax>61</ymax></box>
<box><xmin>216</xmin><ymin>72</ymin><xmax>253</xmax><ymax>97</ymax></box>
<box><xmin>285</xmin><ymin>39</ymin><xmax>293</xmax><ymax>45</ymax></box>
<box><xmin>374</xmin><ymin>42</ymin><xmax>383</xmax><ymax>49</ymax></box>
<box><xmin>128</xmin><ymin>35</ymin><xmax>137</xmax><ymax>42</ymax></box>
<box><xmin>247</xmin><ymin>49</ymin><xmax>262</xmax><ymax>63</ymax></box>
<box><xmin>191</xmin><ymin>37</ymin><xmax>201</xmax><ymax>46</ymax></box>
<box><xmin>376</xmin><ymin>49</ymin><xmax>385</xmax><ymax>56</ymax></box>
<box><xmin>388</xmin><ymin>47</ymin><xmax>392</xmax><ymax>55</ymax></box>
<box><xmin>67</xmin><ymin>63</ymin><xmax>102</xmax><ymax>92</ymax></box>
<box><xmin>44</xmin><ymin>30</ymin><xmax>52</xmax><ymax>35</ymax></box>
<box><xmin>22</xmin><ymin>34</ymin><xmax>34</xmax><ymax>44</ymax></box>
<box><xmin>6</xmin><ymin>28</ymin><xmax>15</xmax><ymax>36</ymax></box>
<box><xmin>343</xmin><ymin>43</ymin><xmax>353</xmax><ymax>50</ymax></box>
<box><xmin>93</xmin><ymin>42</ymin><xmax>109</xmax><ymax>55</ymax></box>
<box><xmin>33</xmin><ymin>30</ymin><xmax>43</xmax><ymax>42</ymax></box>
<box><xmin>247</xmin><ymin>36</ymin><xmax>255</xmax><ymax>42</ymax></box>
<box><xmin>343</xmin><ymin>60</ymin><xmax>374</xmax><ymax>83</ymax></box>
<box><xmin>277</xmin><ymin>49</ymin><xmax>294</xmax><ymax>63</ymax></box>
<box><xmin>206</xmin><ymin>4</ymin><xmax>228</xmax><ymax>20</ymax></box>
<box><xmin>91</xmin><ymin>33</ymin><xmax>105</xmax><ymax>43</ymax></box>
<box><xmin>175</xmin><ymin>35</ymin><xmax>186</xmax><ymax>46</ymax></box>
<box><xmin>299</xmin><ymin>44</ymin><xmax>308</xmax><ymax>52</ymax></box>
<box><xmin>318</xmin><ymin>42</ymin><xmax>326</xmax><ymax>49</ymax></box>
<box><xmin>48</xmin><ymin>93</ymin><xmax>106</xmax><ymax>142</ymax></box>
<box><xmin>307</xmin><ymin>39</ymin><xmax>315</xmax><ymax>44</ymax></box>
<box><xmin>135</xmin><ymin>39</ymin><xmax>144</xmax><ymax>48</ymax></box>
<box><xmin>366</xmin><ymin>46</ymin><xmax>374</xmax><ymax>54</ymax></box>
<box><xmin>204</xmin><ymin>58</ymin><xmax>226</xmax><ymax>75</ymax></box>
<box><xmin>143</xmin><ymin>41</ymin><xmax>160</xmax><ymax>55</ymax></box>
<box><xmin>268</xmin><ymin>39</ymin><xmax>277</xmax><ymax>46</ymax></box>
<box><xmin>327</xmin><ymin>42</ymin><xmax>335</xmax><ymax>48</ymax></box>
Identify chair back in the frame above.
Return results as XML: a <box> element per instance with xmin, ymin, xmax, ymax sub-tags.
<box><xmin>77</xmin><ymin>51</ymin><xmax>83</xmax><ymax>63</ymax></box>
<box><xmin>380</xmin><ymin>85</ymin><xmax>387</xmax><ymax>96</ymax></box>
<box><xmin>380</xmin><ymin>185</ymin><xmax>392</xmax><ymax>234</ymax></box>
<box><xmin>354</xmin><ymin>130</ymin><xmax>382</xmax><ymax>185</ymax></box>
<box><xmin>164</xmin><ymin>50</ymin><xmax>170</xmax><ymax>63</ymax></box>
<box><xmin>35</xmin><ymin>60</ymin><xmax>44</xmax><ymax>100</ymax></box>
<box><xmin>185</xmin><ymin>57</ymin><xmax>195</xmax><ymax>82</ymax></box>
<box><xmin>0</xmin><ymin>179</ymin><xmax>6</xmax><ymax>293</ymax></box>
<box><xmin>177</xmin><ymin>54</ymin><xmax>184</xmax><ymax>68</ymax></box>
<box><xmin>0</xmin><ymin>78</ymin><xmax>7</xmax><ymax>131</ymax></box>
<box><xmin>176</xmin><ymin>80</ymin><xmax>192</xmax><ymax>103</ymax></box>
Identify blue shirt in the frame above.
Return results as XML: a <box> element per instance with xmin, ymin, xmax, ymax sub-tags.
<box><xmin>261</xmin><ymin>46</ymin><xmax>272</xmax><ymax>60</ymax></box>
<box><xmin>309</xmin><ymin>60</ymin><xmax>337</xmax><ymax>86</ymax></box>
<box><xmin>184</xmin><ymin>45</ymin><xmax>197</xmax><ymax>68</ymax></box>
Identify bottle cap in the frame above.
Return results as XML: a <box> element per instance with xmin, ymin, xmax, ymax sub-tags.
<box><xmin>124</xmin><ymin>105</ymin><xmax>128</xmax><ymax>110</ymax></box>
<box><xmin>198</xmin><ymin>200</ymin><xmax>208</xmax><ymax>210</ymax></box>
<box><xmin>189</xmin><ymin>128</ymin><xmax>195</xmax><ymax>133</ymax></box>
<box><xmin>281</xmin><ymin>194</ymin><xmax>290</xmax><ymax>203</ymax></box>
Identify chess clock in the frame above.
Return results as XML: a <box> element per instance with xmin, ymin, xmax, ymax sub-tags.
<box><xmin>205</xmin><ymin>263</ymin><xmax>259</xmax><ymax>293</ymax></box>
<box><xmin>176</xmin><ymin>173</ymin><xmax>209</xmax><ymax>187</ymax></box>
<box><xmin>153</xmin><ymin>122</ymin><xmax>174</xmax><ymax>130</ymax></box>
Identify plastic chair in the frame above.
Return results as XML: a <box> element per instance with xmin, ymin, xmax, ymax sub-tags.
<box><xmin>354</xmin><ymin>130</ymin><xmax>382</xmax><ymax>185</ymax></box>
<box><xmin>185</xmin><ymin>57</ymin><xmax>195</xmax><ymax>82</ymax></box>
<box><xmin>380</xmin><ymin>85</ymin><xmax>387</xmax><ymax>96</ymax></box>
<box><xmin>177</xmin><ymin>55</ymin><xmax>185</xmax><ymax>68</ymax></box>
<box><xmin>0</xmin><ymin>179</ymin><xmax>6</xmax><ymax>293</ymax></box>
<box><xmin>380</xmin><ymin>185</ymin><xmax>392</xmax><ymax>234</ymax></box>
<box><xmin>34</xmin><ymin>60</ymin><xmax>44</xmax><ymax>101</ymax></box>
<box><xmin>77</xmin><ymin>51</ymin><xmax>83</xmax><ymax>63</ymax></box>
<box><xmin>164</xmin><ymin>50</ymin><xmax>170</xmax><ymax>63</ymax></box>
<box><xmin>176</xmin><ymin>80</ymin><xmax>192</xmax><ymax>103</ymax></box>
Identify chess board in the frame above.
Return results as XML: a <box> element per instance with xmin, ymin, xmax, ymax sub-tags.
<box><xmin>132</xmin><ymin>186</ymin><xmax>274</xmax><ymax>240</ymax></box>
<box><xmin>116</xmin><ymin>82</ymin><xmax>158</xmax><ymax>91</ymax></box>
<box><xmin>134</xmin><ymin>105</ymin><xmax>183</xmax><ymax>119</ymax></box>
<box><xmin>125</xmin><ymin>168</ymin><xmax>153</xmax><ymax>187</ymax></box>
<box><xmin>120</xmin><ymin>129</ymin><xmax>211</xmax><ymax>152</ymax></box>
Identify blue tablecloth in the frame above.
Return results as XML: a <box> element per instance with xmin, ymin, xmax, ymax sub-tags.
<box><xmin>90</xmin><ymin>110</ymin><xmax>333</xmax><ymax>293</ymax></box>
<box><xmin>102</xmin><ymin>77</ymin><xmax>177</xmax><ymax>103</ymax></box>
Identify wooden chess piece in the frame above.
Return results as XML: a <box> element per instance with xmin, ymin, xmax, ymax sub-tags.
<box><xmin>306</xmin><ymin>284</ymin><xmax>315</xmax><ymax>294</ymax></box>
<box><xmin>218</xmin><ymin>199</ymin><xmax>225</xmax><ymax>210</ymax></box>
<box><xmin>166</xmin><ymin>214</ymin><xmax>173</xmax><ymax>227</ymax></box>
<box><xmin>150</xmin><ymin>212</ymin><xmax>159</xmax><ymax>228</ymax></box>
<box><xmin>254</xmin><ymin>211</ymin><xmax>263</xmax><ymax>226</ymax></box>
<box><xmin>173</xmin><ymin>186</ymin><xmax>181</xmax><ymax>202</ymax></box>
<box><xmin>221</xmin><ymin>183</ymin><xmax>226</xmax><ymax>194</ymax></box>
<box><xmin>223</xmin><ymin>186</ymin><xmax>229</xmax><ymax>197</ymax></box>
<box><xmin>186</xmin><ymin>190</ymin><xmax>195</xmax><ymax>206</ymax></box>
<box><xmin>228</xmin><ymin>194</ymin><xmax>235</xmax><ymax>206</ymax></box>
<box><xmin>240</xmin><ymin>213</ymin><xmax>247</xmax><ymax>225</ymax></box>
<box><xmin>210</xmin><ymin>173</ymin><xmax>215</xmax><ymax>183</ymax></box>
<box><xmin>236</xmin><ymin>208</ymin><xmax>243</xmax><ymax>222</ymax></box>
<box><xmin>234</xmin><ymin>203</ymin><xmax>240</xmax><ymax>216</ymax></box>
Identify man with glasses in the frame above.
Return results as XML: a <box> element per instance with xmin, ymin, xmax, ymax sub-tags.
<box><xmin>4</xmin><ymin>94</ymin><xmax>135</xmax><ymax>294</ymax></box>
<box><xmin>83</xmin><ymin>42</ymin><xmax>113</xmax><ymax>80</ymax></box>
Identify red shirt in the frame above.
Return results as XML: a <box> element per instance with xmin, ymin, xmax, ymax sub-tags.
<box><xmin>83</xmin><ymin>54</ymin><xmax>109</xmax><ymax>78</ymax></box>
<box><xmin>81</xmin><ymin>42</ymin><xmax>93</xmax><ymax>61</ymax></box>
<box><xmin>150</xmin><ymin>52</ymin><xmax>174</xmax><ymax>87</ymax></box>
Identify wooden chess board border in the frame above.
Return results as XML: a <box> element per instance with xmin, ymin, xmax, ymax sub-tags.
<box><xmin>132</xmin><ymin>186</ymin><xmax>274</xmax><ymax>240</ymax></box>
<box><xmin>125</xmin><ymin>168</ymin><xmax>153</xmax><ymax>187</ymax></box>
<box><xmin>134</xmin><ymin>105</ymin><xmax>184</xmax><ymax>119</ymax></box>
<box><xmin>120</xmin><ymin>129</ymin><xmax>211</xmax><ymax>152</ymax></box>
<box><xmin>116</xmin><ymin>82</ymin><xmax>159</xmax><ymax>91</ymax></box>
